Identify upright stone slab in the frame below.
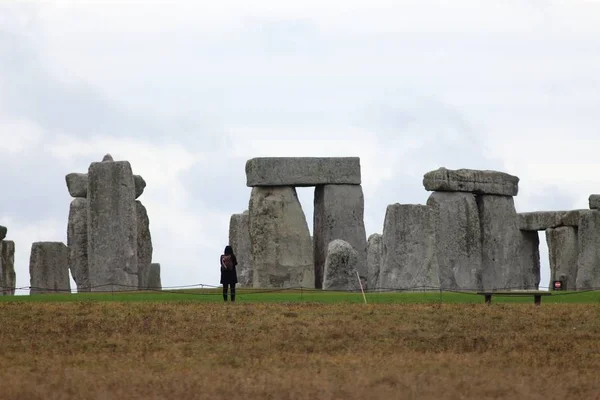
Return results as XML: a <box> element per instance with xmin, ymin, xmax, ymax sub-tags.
<box><xmin>0</xmin><ymin>240</ymin><xmax>16</xmax><ymax>296</ymax></box>
<box><xmin>67</xmin><ymin>198</ymin><xmax>89</xmax><ymax>292</ymax></box>
<box><xmin>88</xmin><ymin>160</ymin><xmax>138</xmax><ymax>291</ymax></box>
<box><xmin>476</xmin><ymin>195</ymin><xmax>522</xmax><ymax>290</ymax></box>
<box><xmin>228</xmin><ymin>211</ymin><xmax>253</xmax><ymax>287</ymax></box>
<box><xmin>367</xmin><ymin>234</ymin><xmax>382</xmax><ymax>290</ymax></box>
<box><xmin>380</xmin><ymin>204</ymin><xmax>439</xmax><ymax>290</ymax></box>
<box><xmin>546</xmin><ymin>227</ymin><xmax>578</xmax><ymax>290</ymax></box>
<box><xmin>323</xmin><ymin>240</ymin><xmax>360</xmax><ymax>290</ymax></box>
<box><xmin>576</xmin><ymin>211</ymin><xmax>600</xmax><ymax>289</ymax></box>
<box><xmin>0</xmin><ymin>225</ymin><xmax>7</xmax><ymax>240</ymax></box>
<box><xmin>426</xmin><ymin>192</ymin><xmax>482</xmax><ymax>290</ymax></box>
<box><xmin>136</xmin><ymin>200</ymin><xmax>153</xmax><ymax>289</ymax></box>
<box><xmin>148</xmin><ymin>263</ymin><xmax>162</xmax><ymax>289</ymax></box>
<box><xmin>589</xmin><ymin>195</ymin><xmax>600</xmax><ymax>210</ymax></box>
<box><xmin>314</xmin><ymin>184</ymin><xmax>367</xmax><ymax>289</ymax></box>
<box><xmin>518</xmin><ymin>211</ymin><xmax>564</xmax><ymax>231</ymax></box>
<box><xmin>423</xmin><ymin>167</ymin><xmax>519</xmax><ymax>196</ymax></box>
<box><xmin>29</xmin><ymin>242</ymin><xmax>70</xmax><ymax>295</ymax></box>
<box><xmin>246</xmin><ymin>157</ymin><xmax>361</xmax><ymax>187</ymax></box>
<box><xmin>248</xmin><ymin>186</ymin><xmax>313</xmax><ymax>288</ymax></box>
<box><xmin>519</xmin><ymin>231</ymin><xmax>541</xmax><ymax>290</ymax></box>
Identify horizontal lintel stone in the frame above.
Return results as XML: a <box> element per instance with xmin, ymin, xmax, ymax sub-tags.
<box><xmin>423</xmin><ymin>167</ymin><xmax>519</xmax><ymax>196</ymax></box>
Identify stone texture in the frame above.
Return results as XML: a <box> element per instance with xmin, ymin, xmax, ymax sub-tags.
<box><xmin>248</xmin><ymin>186</ymin><xmax>313</xmax><ymax>288</ymax></box>
<box><xmin>423</xmin><ymin>167</ymin><xmax>519</xmax><ymax>196</ymax></box>
<box><xmin>561</xmin><ymin>209</ymin><xmax>589</xmax><ymax>226</ymax></box>
<box><xmin>246</xmin><ymin>157</ymin><xmax>361</xmax><ymax>187</ymax></box>
<box><xmin>477</xmin><ymin>195</ymin><xmax>522</xmax><ymax>290</ymax></box>
<box><xmin>136</xmin><ymin>200</ymin><xmax>153</xmax><ymax>289</ymax></box>
<box><xmin>576</xmin><ymin>211</ymin><xmax>600</xmax><ymax>289</ymax></box>
<box><xmin>102</xmin><ymin>154</ymin><xmax>114</xmax><ymax>162</ymax></box>
<box><xmin>29</xmin><ymin>242</ymin><xmax>71</xmax><ymax>295</ymax></box>
<box><xmin>546</xmin><ymin>226</ymin><xmax>578</xmax><ymax>290</ymax></box>
<box><xmin>134</xmin><ymin>175</ymin><xmax>146</xmax><ymax>199</ymax></box>
<box><xmin>519</xmin><ymin>231</ymin><xmax>541</xmax><ymax>290</ymax></box>
<box><xmin>228</xmin><ymin>211</ymin><xmax>253</xmax><ymax>287</ymax></box>
<box><xmin>380</xmin><ymin>204</ymin><xmax>439</xmax><ymax>290</ymax></box>
<box><xmin>148</xmin><ymin>263</ymin><xmax>162</xmax><ymax>289</ymax></box>
<box><xmin>0</xmin><ymin>240</ymin><xmax>16</xmax><ymax>296</ymax></box>
<box><xmin>65</xmin><ymin>173</ymin><xmax>88</xmax><ymax>198</ymax></box>
<box><xmin>518</xmin><ymin>211</ymin><xmax>564</xmax><ymax>231</ymax></box>
<box><xmin>367</xmin><ymin>233</ymin><xmax>382</xmax><ymax>290</ymax></box>
<box><xmin>589</xmin><ymin>194</ymin><xmax>600</xmax><ymax>210</ymax></box>
<box><xmin>67</xmin><ymin>198</ymin><xmax>89</xmax><ymax>292</ymax></box>
<box><xmin>427</xmin><ymin>192</ymin><xmax>482</xmax><ymax>290</ymax></box>
<box><xmin>314</xmin><ymin>184</ymin><xmax>367</xmax><ymax>289</ymax></box>
<box><xmin>323</xmin><ymin>240</ymin><xmax>361</xmax><ymax>290</ymax></box>
<box><xmin>88</xmin><ymin>160</ymin><xmax>138</xmax><ymax>291</ymax></box>
<box><xmin>0</xmin><ymin>225</ymin><xmax>7</xmax><ymax>241</ymax></box>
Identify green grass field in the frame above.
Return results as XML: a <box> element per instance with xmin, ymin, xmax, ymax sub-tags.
<box><xmin>2</xmin><ymin>288</ymin><xmax>599</xmax><ymax>304</ymax></box>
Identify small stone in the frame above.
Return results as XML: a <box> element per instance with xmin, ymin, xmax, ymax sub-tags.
<box><xmin>0</xmin><ymin>240</ymin><xmax>16</xmax><ymax>296</ymax></box>
<box><xmin>229</xmin><ymin>211</ymin><xmax>253</xmax><ymax>287</ymax></box>
<box><xmin>148</xmin><ymin>263</ymin><xmax>162</xmax><ymax>290</ymax></box>
<box><xmin>367</xmin><ymin>234</ymin><xmax>382</xmax><ymax>290</ymax></box>
<box><xmin>589</xmin><ymin>194</ymin><xmax>600</xmax><ymax>209</ymax></box>
<box><xmin>0</xmin><ymin>225</ymin><xmax>6</xmax><ymax>241</ymax></box>
<box><xmin>134</xmin><ymin>175</ymin><xmax>146</xmax><ymax>199</ymax></box>
<box><xmin>65</xmin><ymin>173</ymin><xmax>88</xmax><ymax>198</ymax></box>
<box><xmin>323</xmin><ymin>240</ymin><xmax>360</xmax><ymax>291</ymax></box>
<box><xmin>102</xmin><ymin>154</ymin><xmax>114</xmax><ymax>162</ymax></box>
<box><xmin>29</xmin><ymin>242</ymin><xmax>71</xmax><ymax>295</ymax></box>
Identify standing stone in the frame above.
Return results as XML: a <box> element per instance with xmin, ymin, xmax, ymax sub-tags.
<box><xmin>380</xmin><ymin>204</ymin><xmax>439</xmax><ymax>290</ymax></box>
<box><xmin>314</xmin><ymin>184</ymin><xmax>367</xmax><ymax>289</ymax></box>
<box><xmin>426</xmin><ymin>192</ymin><xmax>482</xmax><ymax>290</ymax></box>
<box><xmin>546</xmin><ymin>227</ymin><xmax>578</xmax><ymax>290</ymax></box>
<box><xmin>0</xmin><ymin>240</ymin><xmax>16</xmax><ymax>296</ymax></box>
<box><xmin>367</xmin><ymin>234</ymin><xmax>382</xmax><ymax>290</ymax></box>
<box><xmin>423</xmin><ymin>167</ymin><xmax>519</xmax><ymax>196</ymax></box>
<box><xmin>67</xmin><ymin>198</ymin><xmax>89</xmax><ymax>292</ymax></box>
<box><xmin>519</xmin><ymin>231</ymin><xmax>541</xmax><ymax>290</ymax></box>
<box><xmin>476</xmin><ymin>195</ymin><xmax>522</xmax><ymax>290</ymax></box>
<box><xmin>323</xmin><ymin>240</ymin><xmax>360</xmax><ymax>290</ymax></box>
<box><xmin>147</xmin><ymin>263</ymin><xmax>162</xmax><ymax>289</ymax></box>
<box><xmin>136</xmin><ymin>200</ymin><xmax>153</xmax><ymax>289</ymax></box>
<box><xmin>248</xmin><ymin>186</ymin><xmax>313</xmax><ymax>288</ymax></box>
<box><xmin>228</xmin><ymin>211</ymin><xmax>253</xmax><ymax>287</ymax></box>
<box><xmin>576</xmin><ymin>211</ymin><xmax>600</xmax><ymax>289</ymax></box>
<box><xmin>88</xmin><ymin>160</ymin><xmax>138</xmax><ymax>291</ymax></box>
<box><xmin>0</xmin><ymin>225</ymin><xmax>7</xmax><ymax>241</ymax></box>
<box><xmin>65</xmin><ymin>173</ymin><xmax>88</xmax><ymax>198</ymax></box>
<box><xmin>29</xmin><ymin>242</ymin><xmax>70</xmax><ymax>295</ymax></box>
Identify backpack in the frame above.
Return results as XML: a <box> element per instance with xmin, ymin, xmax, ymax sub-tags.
<box><xmin>222</xmin><ymin>254</ymin><xmax>233</xmax><ymax>270</ymax></box>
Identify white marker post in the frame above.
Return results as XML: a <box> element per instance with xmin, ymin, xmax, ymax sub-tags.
<box><xmin>356</xmin><ymin>270</ymin><xmax>367</xmax><ymax>304</ymax></box>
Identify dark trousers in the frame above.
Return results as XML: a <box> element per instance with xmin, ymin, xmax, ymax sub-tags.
<box><xmin>223</xmin><ymin>283</ymin><xmax>236</xmax><ymax>302</ymax></box>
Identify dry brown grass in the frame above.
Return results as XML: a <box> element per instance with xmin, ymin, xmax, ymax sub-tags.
<box><xmin>1</xmin><ymin>301</ymin><xmax>600</xmax><ymax>399</ymax></box>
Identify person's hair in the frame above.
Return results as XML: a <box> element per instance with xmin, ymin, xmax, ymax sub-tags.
<box><xmin>224</xmin><ymin>245</ymin><xmax>234</xmax><ymax>255</ymax></box>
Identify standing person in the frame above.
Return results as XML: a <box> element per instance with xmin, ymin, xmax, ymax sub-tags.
<box><xmin>220</xmin><ymin>245</ymin><xmax>238</xmax><ymax>302</ymax></box>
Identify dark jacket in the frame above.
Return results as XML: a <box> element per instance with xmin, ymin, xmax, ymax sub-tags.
<box><xmin>220</xmin><ymin>254</ymin><xmax>238</xmax><ymax>284</ymax></box>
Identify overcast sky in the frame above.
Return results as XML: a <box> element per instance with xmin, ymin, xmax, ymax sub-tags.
<box><xmin>1</xmin><ymin>0</ymin><xmax>599</xmax><ymax>293</ymax></box>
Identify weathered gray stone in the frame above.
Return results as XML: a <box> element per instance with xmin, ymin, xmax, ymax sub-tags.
<box><xmin>546</xmin><ymin>227</ymin><xmax>578</xmax><ymax>290</ymax></box>
<box><xmin>136</xmin><ymin>200</ymin><xmax>153</xmax><ymax>289</ymax></box>
<box><xmin>0</xmin><ymin>225</ymin><xmax>7</xmax><ymax>241</ymax></box>
<box><xmin>102</xmin><ymin>154</ymin><xmax>114</xmax><ymax>162</ymax></box>
<box><xmin>248</xmin><ymin>186</ymin><xmax>313</xmax><ymax>288</ymax></box>
<box><xmin>380</xmin><ymin>204</ymin><xmax>439</xmax><ymax>290</ymax></box>
<box><xmin>228</xmin><ymin>211</ymin><xmax>252</xmax><ymax>287</ymax></box>
<box><xmin>323</xmin><ymin>240</ymin><xmax>361</xmax><ymax>290</ymax></box>
<box><xmin>0</xmin><ymin>240</ymin><xmax>16</xmax><ymax>296</ymax></box>
<box><xmin>427</xmin><ymin>192</ymin><xmax>482</xmax><ymax>290</ymax></box>
<box><xmin>65</xmin><ymin>173</ymin><xmax>88</xmax><ymax>198</ymax></box>
<box><xmin>519</xmin><ymin>231</ymin><xmax>541</xmax><ymax>290</ymax></box>
<box><xmin>589</xmin><ymin>194</ymin><xmax>600</xmax><ymax>210</ymax></box>
<box><xmin>477</xmin><ymin>195</ymin><xmax>522</xmax><ymax>290</ymax></box>
<box><xmin>313</xmin><ymin>185</ymin><xmax>367</xmax><ymax>289</ymax></box>
<box><xmin>88</xmin><ymin>160</ymin><xmax>138</xmax><ymax>291</ymax></box>
<box><xmin>246</xmin><ymin>157</ymin><xmax>361</xmax><ymax>187</ymax></box>
<box><xmin>134</xmin><ymin>175</ymin><xmax>146</xmax><ymax>199</ymax></box>
<box><xmin>367</xmin><ymin>233</ymin><xmax>382</xmax><ymax>290</ymax></box>
<box><xmin>423</xmin><ymin>167</ymin><xmax>519</xmax><ymax>196</ymax></box>
<box><xmin>560</xmin><ymin>209</ymin><xmax>589</xmax><ymax>226</ymax></box>
<box><xmin>29</xmin><ymin>242</ymin><xmax>70</xmax><ymax>295</ymax></box>
<box><xmin>518</xmin><ymin>211</ymin><xmax>564</xmax><ymax>231</ymax></box>
<box><xmin>576</xmin><ymin>211</ymin><xmax>600</xmax><ymax>289</ymax></box>
<box><xmin>148</xmin><ymin>263</ymin><xmax>162</xmax><ymax>289</ymax></box>
<box><xmin>67</xmin><ymin>198</ymin><xmax>89</xmax><ymax>292</ymax></box>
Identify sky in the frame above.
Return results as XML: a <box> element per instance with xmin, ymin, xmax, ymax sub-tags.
<box><xmin>1</xmin><ymin>0</ymin><xmax>600</xmax><ymax>293</ymax></box>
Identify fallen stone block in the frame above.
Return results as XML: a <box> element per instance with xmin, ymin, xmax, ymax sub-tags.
<box><xmin>136</xmin><ymin>200</ymin><xmax>153</xmax><ymax>289</ymax></box>
<box><xmin>245</xmin><ymin>157</ymin><xmax>361</xmax><ymax>187</ymax></box>
<box><xmin>546</xmin><ymin>226</ymin><xmax>578</xmax><ymax>290</ymax></box>
<box><xmin>0</xmin><ymin>240</ymin><xmax>16</xmax><ymax>296</ymax></box>
<box><xmin>367</xmin><ymin>233</ymin><xmax>382</xmax><ymax>290</ymax></box>
<box><xmin>314</xmin><ymin>184</ymin><xmax>367</xmax><ymax>289</ymax></box>
<box><xmin>576</xmin><ymin>211</ymin><xmax>600</xmax><ymax>289</ymax></box>
<box><xmin>517</xmin><ymin>211</ymin><xmax>564</xmax><ymax>231</ymax></box>
<box><xmin>229</xmin><ymin>211</ymin><xmax>253</xmax><ymax>287</ymax></box>
<box><xmin>589</xmin><ymin>194</ymin><xmax>600</xmax><ymax>210</ymax></box>
<box><xmin>67</xmin><ymin>198</ymin><xmax>89</xmax><ymax>292</ymax></box>
<box><xmin>323</xmin><ymin>240</ymin><xmax>361</xmax><ymax>290</ymax></box>
<box><xmin>423</xmin><ymin>167</ymin><xmax>519</xmax><ymax>196</ymax></box>
<box><xmin>148</xmin><ymin>263</ymin><xmax>162</xmax><ymax>289</ymax></box>
<box><xmin>29</xmin><ymin>242</ymin><xmax>70</xmax><ymax>295</ymax></box>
